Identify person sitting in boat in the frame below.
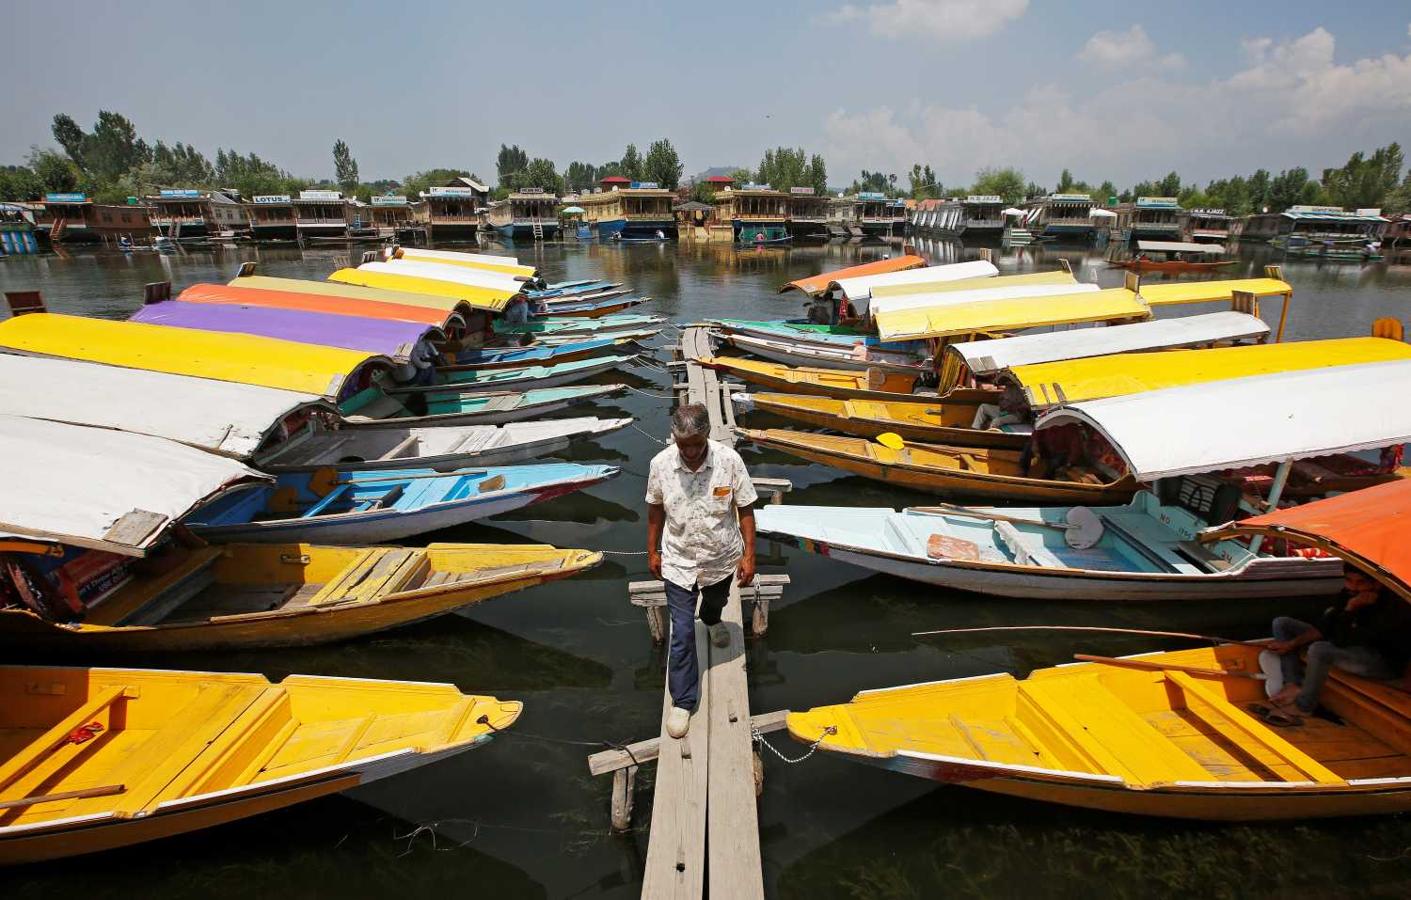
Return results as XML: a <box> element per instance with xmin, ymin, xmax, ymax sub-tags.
<box><xmin>1262</xmin><ymin>569</ymin><xmax>1411</xmax><ymax>722</ymax></box>
<box><xmin>502</xmin><ymin>296</ymin><xmax>531</xmax><ymax>326</ymax></box>
<box><xmin>971</xmin><ymin>384</ymin><xmax>1028</xmax><ymax>431</ymax></box>
<box><xmin>646</xmin><ymin>403</ymin><xmax>758</xmax><ymax>740</ymax></box>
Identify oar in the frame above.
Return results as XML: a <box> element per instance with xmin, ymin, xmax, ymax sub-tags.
<box><xmin>1073</xmin><ymin>653</ymin><xmax>1266</xmax><ymax>680</ymax></box>
<box><xmin>910</xmin><ymin>503</ymin><xmax>1067</xmax><ymax>532</ymax></box>
<box><xmin>0</xmin><ymin>783</ymin><xmax>124</xmax><ymax>810</ymax></box>
<box><xmin>911</xmin><ymin>624</ymin><xmax>1269</xmax><ymax>647</ymax></box>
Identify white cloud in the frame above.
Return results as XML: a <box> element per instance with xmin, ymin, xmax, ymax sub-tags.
<box><xmin>1078</xmin><ymin>25</ymin><xmax>1185</xmax><ymax>70</ymax></box>
<box><xmin>821</xmin><ymin>0</ymin><xmax>1028</xmax><ymax>42</ymax></box>
<box><xmin>819</xmin><ymin>26</ymin><xmax>1411</xmax><ymax>186</ymax></box>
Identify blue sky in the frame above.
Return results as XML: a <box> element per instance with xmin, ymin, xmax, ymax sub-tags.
<box><xmin>3</xmin><ymin>0</ymin><xmax>1409</xmax><ymax>190</ymax></box>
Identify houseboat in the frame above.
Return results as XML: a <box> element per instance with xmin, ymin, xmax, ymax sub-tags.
<box><xmin>885</xmin><ymin>199</ymin><xmax>908</xmax><ymax>236</ymax></box>
<box><xmin>575</xmin><ymin>177</ymin><xmax>677</xmax><ymax>241</ymax></box>
<box><xmin>246</xmin><ymin>194</ymin><xmax>297</xmax><ymax>241</ymax></box>
<box><xmin>422</xmin><ymin>177</ymin><xmax>489</xmax><ymax>242</ymax></box>
<box><xmin>1251</xmin><ymin>206</ymin><xmax>1389</xmax><ymax>260</ymax></box>
<box><xmin>931</xmin><ymin>195</ymin><xmax>1005</xmax><ymax>241</ymax></box>
<box><xmin>855</xmin><ymin>192</ymin><xmax>895</xmax><ymax>238</ymax></box>
<box><xmin>1026</xmin><ymin>193</ymin><xmax>1097</xmax><ymax>243</ymax></box>
<box><xmin>1180</xmin><ymin>207</ymin><xmax>1234</xmax><ymax>244</ymax></box>
<box><xmin>34</xmin><ymin>193</ymin><xmax>155</xmax><ymax>245</ymax></box>
<box><xmin>909</xmin><ymin>198</ymin><xmax>937</xmax><ymax>232</ymax></box>
<box><xmin>827</xmin><ymin>196</ymin><xmax>859</xmax><ymax>237</ymax></box>
<box><xmin>713</xmin><ymin>184</ymin><xmax>790</xmax><ymax>243</ymax></box>
<box><xmin>147</xmin><ymin>189</ymin><xmax>247</xmax><ymax>241</ymax></box>
<box><xmin>486</xmin><ymin>188</ymin><xmax>560</xmax><ymax>241</ymax></box>
<box><xmin>367</xmin><ymin>194</ymin><xmax>424</xmax><ymax>241</ymax></box>
<box><xmin>293</xmin><ymin>190</ymin><xmax>352</xmax><ymax>243</ymax></box>
<box><xmin>0</xmin><ymin>203</ymin><xmax>38</xmax><ymax>256</ymax></box>
<box><xmin>1111</xmin><ymin>196</ymin><xmax>1183</xmax><ymax>244</ymax></box>
<box><xmin>786</xmin><ymin>187</ymin><xmax>830</xmax><ymax>240</ymax></box>
<box><xmin>1385</xmin><ymin>213</ymin><xmax>1411</xmax><ymax>250</ymax></box>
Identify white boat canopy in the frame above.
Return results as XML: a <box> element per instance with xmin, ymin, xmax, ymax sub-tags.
<box><xmin>947</xmin><ymin>311</ymin><xmax>1270</xmax><ymax>377</ymax></box>
<box><xmin>392</xmin><ymin>246</ymin><xmax>523</xmax><ymax>267</ymax></box>
<box><xmin>0</xmin><ymin>415</ymin><xmax>266</xmax><ymax>555</ymax></box>
<box><xmin>830</xmin><ymin>260</ymin><xmax>997</xmax><ymax>304</ymax></box>
<box><xmin>1136</xmin><ymin>240</ymin><xmax>1225</xmax><ymax>254</ymax></box>
<box><xmin>1090</xmin><ymin>208</ymin><xmax>1118</xmax><ymax>219</ymax></box>
<box><xmin>871</xmin><ymin>282</ymin><xmax>1101</xmax><ymax>318</ymax></box>
<box><xmin>1034</xmin><ymin>359</ymin><xmax>1411</xmax><ymax>481</ymax></box>
<box><xmin>363</xmin><ymin>259</ymin><xmax>528</xmax><ymax>292</ymax></box>
<box><xmin>0</xmin><ymin>354</ymin><xmax>332</xmax><ymax>460</ymax></box>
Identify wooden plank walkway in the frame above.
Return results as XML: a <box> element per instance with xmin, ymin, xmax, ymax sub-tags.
<box><xmin>639</xmin><ymin>325</ymin><xmax>765</xmax><ymax>900</ymax></box>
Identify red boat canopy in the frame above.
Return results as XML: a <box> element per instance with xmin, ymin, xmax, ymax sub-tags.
<box><xmin>1214</xmin><ymin>479</ymin><xmax>1411</xmax><ymax>602</ymax></box>
<box><xmin>779</xmin><ymin>255</ymin><xmax>929</xmax><ymax>297</ymax></box>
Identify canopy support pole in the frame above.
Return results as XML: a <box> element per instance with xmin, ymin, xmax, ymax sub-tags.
<box><xmin>1248</xmin><ymin>459</ymin><xmax>1292</xmax><ymax>554</ymax></box>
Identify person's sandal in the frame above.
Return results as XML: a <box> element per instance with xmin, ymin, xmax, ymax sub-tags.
<box><xmin>1251</xmin><ymin>703</ymin><xmax>1303</xmax><ymax>727</ymax></box>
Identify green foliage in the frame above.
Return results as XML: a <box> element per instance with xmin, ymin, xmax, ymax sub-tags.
<box><xmin>215</xmin><ymin>149</ymin><xmax>304</xmax><ymax>198</ymax></box>
<box><xmin>851</xmin><ymin>170</ymin><xmax>892</xmax><ymax>194</ymax></box>
<box><xmin>1267</xmin><ymin>167</ymin><xmax>1319</xmax><ymax>212</ymax></box>
<box><xmin>402</xmin><ymin>168</ymin><xmax>472</xmax><ymax>198</ymax></box>
<box><xmin>729</xmin><ymin>168</ymin><xmax>753</xmax><ymax>186</ymax></box>
<box><xmin>0</xmin><ymin>165</ymin><xmax>44</xmax><ymax>200</ymax></box>
<box><xmin>620</xmin><ymin>144</ymin><xmax>643</xmax><ymax>181</ymax></box>
<box><xmin>563</xmin><ymin>161</ymin><xmax>598</xmax><ymax>192</ymax></box>
<box><xmin>1321</xmin><ymin>143</ymin><xmax>1403</xmax><ymax>210</ymax></box>
<box><xmin>496</xmin><ymin>144</ymin><xmax>528</xmax><ymax>187</ymax></box>
<box><xmin>642</xmin><ymin>139</ymin><xmax>683</xmax><ymax>189</ymax></box>
<box><xmin>971</xmin><ymin>167</ymin><xmax>1026</xmax><ymax>204</ymax></box>
<box><xmin>26</xmin><ymin>148</ymin><xmax>80</xmax><ymax>193</ymax></box>
<box><xmin>1097</xmin><ymin>181</ymin><xmax>1117</xmax><ymax>204</ymax></box>
<box><xmin>51</xmin><ymin>110</ymin><xmax>150</xmax><ymax>187</ymax></box>
<box><xmin>1385</xmin><ymin>169</ymin><xmax>1411</xmax><ymax>215</ymax></box>
<box><xmin>515</xmin><ymin>157</ymin><xmax>562</xmax><ymax>194</ymax></box>
<box><xmin>332</xmin><ymin>139</ymin><xmax>359</xmax><ymax>194</ymax></box>
<box><xmin>1056</xmin><ymin>168</ymin><xmax>1075</xmax><ymax>192</ymax></box>
<box><xmin>755</xmin><ymin>147</ymin><xmax>819</xmax><ymax>192</ymax></box>
<box><xmin>597</xmin><ymin>160</ymin><xmax>624</xmax><ymax>180</ymax></box>
<box><xmin>808</xmin><ymin>154</ymin><xmax>827</xmax><ymax>194</ymax></box>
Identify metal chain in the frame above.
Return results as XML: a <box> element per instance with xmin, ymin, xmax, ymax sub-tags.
<box><xmin>600</xmin><ymin>549</ymin><xmax>650</xmax><ymax>556</ymax></box>
<box><xmin>629</xmin><ymin>422</ymin><xmax>669</xmax><ymax>445</ymax></box>
<box><xmin>751</xmin><ymin>725</ymin><xmax>836</xmax><ymax>765</ymax></box>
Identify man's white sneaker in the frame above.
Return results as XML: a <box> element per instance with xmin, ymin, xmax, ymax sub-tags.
<box><xmin>666</xmin><ymin>706</ymin><xmax>691</xmax><ymax>739</ymax></box>
<box><xmin>709</xmin><ymin>622</ymin><xmax>730</xmax><ymax>648</ymax></box>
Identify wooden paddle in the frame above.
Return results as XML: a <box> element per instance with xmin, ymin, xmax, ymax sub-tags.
<box><xmin>911</xmin><ymin>503</ymin><xmax>1066</xmax><ymax>532</ymax></box>
<box><xmin>0</xmin><ymin>783</ymin><xmax>124</xmax><ymax>810</ymax></box>
<box><xmin>911</xmin><ymin>625</ymin><xmax>1270</xmax><ymax>647</ymax></box>
<box><xmin>1073</xmin><ymin>653</ymin><xmax>1265</xmax><ymax>680</ymax></box>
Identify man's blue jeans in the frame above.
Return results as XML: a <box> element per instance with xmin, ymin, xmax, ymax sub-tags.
<box><xmin>1272</xmin><ymin>616</ymin><xmax>1396</xmax><ymax>713</ymax></box>
<box><xmin>665</xmin><ymin>574</ymin><xmax>733</xmax><ymax>710</ymax></box>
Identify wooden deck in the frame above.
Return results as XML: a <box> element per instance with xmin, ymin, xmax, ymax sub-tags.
<box><xmin>590</xmin><ymin>326</ymin><xmax>780</xmax><ymax>899</ymax></box>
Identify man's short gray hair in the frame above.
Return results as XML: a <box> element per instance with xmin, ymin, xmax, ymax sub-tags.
<box><xmin>670</xmin><ymin>403</ymin><xmax>711</xmax><ymax>440</ymax></box>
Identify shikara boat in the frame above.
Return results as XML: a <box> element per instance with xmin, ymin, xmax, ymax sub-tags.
<box><xmin>536</xmin><ymin>296</ymin><xmax>651</xmax><ymax>319</ymax></box>
<box><xmin>721</xmin><ymin>331</ymin><xmax>925</xmax><ymax>374</ymax></box>
<box><xmin>779</xmin><ymin>255</ymin><xmax>928</xmax><ymax>297</ymax></box>
<box><xmin>327</xmin><ymin>267</ymin><xmax>519</xmax><ymax>314</ymax></box>
<box><xmin>709</xmin><ymin>319</ymin><xmax>891</xmax><ymax>348</ymax></box>
<box><xmin>698</xmin><ymin>356</ymin><xmax>927</xmax><ymax>401</ymax></box>
<box><xmin>789</xmin><ymin>479</ymin><xmax>1411</xmax><ymax>820</ymax></box>
<box><xmin>393</xmin><ymin>245</ymin><xmax>536</xmax><ymax>278</ymax></box>
<box><xmin>828</xmin><ymin>260</ymin><xmax>998</xmax><ymax>306</ymax></box>
<box><xmin>450</xmin><ymin>337</ymin><xmax>636</xmax><ymax>369</ymax></box>
<box><xmin>0</xmin><ymin>664</ymin><xmax>522</xmax><ymax>864</ymax></box>
<box><xmin>256</xmin><ymin>417</ymin><xmax>631</xmax><ymax>473</ymax></box>
<box><xmin>734</xmin><ymin>392</ymin><xmax>1028</xmax><ymax>450</ymax></box>
<box><xmin>870</xmin><ymin>281</ymin><xmax>1102</xmax><ymax>320</ymax></box>
<box><xmin>424</xmin><ymin>354</ymin><xmax>637</xmax><ymax>392</ymax></box>
<box><xmin>493</xmin><ymin>313</ymin><xmax>665</xmax><ymax>338</ymax></box>
<box><xmin>0</xmin><ymin>313</ymin><xmax>393</xmax><ymax>404</ymax></box>
<box><xmin>224</xmin><ymin>273</ymin><xmax>489</xmax><ymax>319</ymax></box>
<box><xmin>1108</xmin><ymin>240</ymin><xmax>1235</xmax><ymax>273</ymax></box>
<box><xmin>184</xmin><ymin>281</ymin><xmax>471</xmax><ymax>329</ymax></box>
<box><xmin>753</xmin><ymin>494</ymin><xmax>1343</xmax><ymax>602</ymax></box>
<box><xmin>186</xmin><ymin>463</ymin><xmax>618</xmax><ymax>543</ymax></box>
<box><xmin>868</xmin><ymin>268</ymin><xmax>1076</xmax><ymax>301</ymax></box>
<box><xmin>339</xmin><ymin>384</ymin><xmax>623</xmax><ymax>427</ymax></box>
<box><xmin>533</xmin><ymin>328</ymin><xmax>659</xmax><ymax>347</ymax></box>
<box><xmin>0</xmin><ymin>417</ymin><xmax>603</xmax><ymax>652</ymax></box>
<box><xmin>741</xmin><ymin>429</ymin><xmax>1137</xmax><ymax>504</ymax></box>
<box><xmin>362</xmin><ymin>259</ymin><xmax>527</xmax><ymax>294</ymax></box>
<box><xmin>131</xmin><ymin>299</ymin><xmax>440</xmax><ymax>360</ymax></box>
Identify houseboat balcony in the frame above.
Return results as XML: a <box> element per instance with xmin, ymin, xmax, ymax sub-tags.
<box><xmin>150</xmin><ymin>214</ymin><xmax>209</xmax><ymax>239</ymax></box>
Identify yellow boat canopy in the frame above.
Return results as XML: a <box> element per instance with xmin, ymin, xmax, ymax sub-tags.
<box><xmin>1140</xmin><ymin>277</ymin><xmax>1292</xmax><ymax>307</ymax></box>
<box><xmin>870</xmin><ymin>269</ymin><xmax>1076</xmax><ymax>300</ymax></box>
<box><xmin>229</xmin><ymin>273</ymin><xmax>475</xmax><ymax>322</ymax></box>
<box><xmin>393</xmin><ymin>246</ymin><xmax>538</xmax><ymax>279</ymax></box>
<box><xmin>1010</xmin><ymin>336</ymin><xmax>1411</xmax><ymax>410</ymax></box>
<box><xmin>0</xmin><ymin>313</ymin><xmax>392</xmax><ymax>402</ymax></box>
<box><xmin>327</xmin><ymin>268</ymin><xmax>518</xmax><ymax>313</ymax></box>
<box><xmin>876</xmin><ymin>288</ymin><xmax>1150</xmax><ymax>342</ymax></box>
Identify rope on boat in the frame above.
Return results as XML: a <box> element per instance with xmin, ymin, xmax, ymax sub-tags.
<box><xmin>475</xmin><ymin>715</ymin><xmax>643</xmax><ymax>766</ymax></box>
<box><xmin>619</xmin><ymin>384</ymin><xmax>677</xmax><ymax>400</ymax></box>
<box><xmin>628</xmin><ymin>422</ymin><xmax>669</xmax><ymax>445</ymax></box>
<box><xmin>752</xmin><ymin>724</ymin><xmax>835</xmax><ymax>765</ymax></box>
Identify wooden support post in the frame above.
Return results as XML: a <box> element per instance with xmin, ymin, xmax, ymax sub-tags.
<box><xmin>610</xmin><ymin>766</ymin><xmax>636</xmax><ymax>832</ymax></box>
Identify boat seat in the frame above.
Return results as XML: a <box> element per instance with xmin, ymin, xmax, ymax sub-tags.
<box><xmin>1164</xmin><ymin>672</ymin><xmax>1343</xmax><ymax>784</ymax></box>
<box><xmin>301</xmin><ymin>483</ymin><xmax>353</xmax><ymax>518</ymax></box>
<box><xmin>376</xmin><ymin>434</ymin><xmax>422</xmax><ymax>461</ymax></box>
<box><xmin>305</xmin><ymin>549</ymin><xmax>423</xmax><ymax>608</ymax></box>
<box><xmin>0</xmin><ymin>686</ymin><xmax>129</xmax><ymax>794</ymax></box>
<box><xmin>86</xmin><ymin>548</ymin><xmax>224</xmax><ymax>627</ymax></box>
<box><xmin>1096</xmin><ymin>513</ymin><xmax>1205</xmax><ymax>575</ymax></box>
<box><xmin>993</xmin><ymin>521</ymin><xmax>1064</xmax><ymax>569</ymax></box>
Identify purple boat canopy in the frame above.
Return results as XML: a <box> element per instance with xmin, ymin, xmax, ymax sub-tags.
<box><xmin>130</xmin><ymin>300</ymin><xmax>439</xmax><ymax>360</ymax></box>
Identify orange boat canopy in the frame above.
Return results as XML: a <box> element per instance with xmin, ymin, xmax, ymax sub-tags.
<box><xmin>178</xmin><ymin>283</ymin><xmax>464</xmax><ymax>329</ymax></box>
<box><xmin>1215</xmin><ymin>479</ymin><xmax>1411</xmax><ymax>602</ymax></box>
<box><xmin>779</xmin><ymin>255</ymin><xmax>927</xmax><ymax>297</ymax></box>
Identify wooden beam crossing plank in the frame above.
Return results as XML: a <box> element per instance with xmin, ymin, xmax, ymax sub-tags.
<box><xmin>640</xmin><ymin>619</ymin><xmax>709</xmax><ymax>899</ymax></box>
<box><xmin>587</xmin><ymin>711</ymin><xmax>789</xmax><ymax>777</ymax></box>
<box><xmin>707</xmin><ymin>582</ymin><xmax>765</xmax><ymax>899</ymax></box>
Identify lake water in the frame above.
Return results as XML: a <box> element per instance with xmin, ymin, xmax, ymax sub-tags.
<box><xmin>5</xmin><ymin>237</ymin><xmax>1411</xmax><ymax>898</ymax></box>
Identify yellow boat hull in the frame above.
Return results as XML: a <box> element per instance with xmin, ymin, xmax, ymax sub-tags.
<box><xmin>1</xmin><ymin>543</ymin><xmax>601</xmax><ymax>653</ymax></box>
<box><xmin>742</xmin><ymin>428</ymin><xmax>1135</xmax><ymax>503</ymax></box>
<box><xmin>0</xmin><ymin>665</ymin><xmax>519</xmax><ymax>864</ymax></box>
<box><xmin>789</xmin><ymin>645</ymin><xmax>1411</xmax><ymax>820</ymax></box>
<box><xmin>746</xmin><ymin>393</ymin><xmax>1026</xmax><ymax>450</ymax></box>
<box><xmin>701</xmin><ymin>355</ymin><xmax>921</xmax><ymax>401</ymax></box>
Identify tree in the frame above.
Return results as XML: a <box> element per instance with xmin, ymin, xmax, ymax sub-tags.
<box><xmin>332</xmin><ymin>139</ymin><xmax>359</xmax><ymax>194</ymax></box>
<box><xmin>0</xmin><ymin>165</ymin><xmax>44</xmax><ymax>200</ymax></box>
<box><xmin>27</xmin><ymin>148</ymin><xmax>80</xmax><ymax>193</ymax></box>
<box><xmin>402</xmin><ymin>168</ymin><xmax>472</xmax><ymax>198</ymax></box>
<box><xmin>908</xmin><ymin>163</ymin><xmax>939</xmax><ymax>199</ymax></box>
<box><xmin>851</xmin><ymin>170</ymin><xmax>890</xmax><ymax>194</ymax></box>
<box><xmin>971</xmin><ymin>167</ymin><xmax>1026</xmax><ymax>204</ymax></box>
<box><xmin>1268</xmin><ymin>167</ymin><xmax>1315</xmax><ymax>212</ymax></box>
<box><xmin>51</xmin><ymin>115</ymin><xmax>86</xmax><ymax>167</ymax></box>
<box><xmin>729</xmin><ymin>167</ymin><xmax>753</xmax><ymax>186</ymax></box>
<box><xmin>496</xmin><ymin>144</ymin><xmax>529</xmax><ymax>187</ymax></box>
<box><xmin>1097</xmin><ymin>180</ymin><xmax>1117</xmax><ymax>204</ymax></box>
<box><xmin>1385</xmin><ymin>169</ymin><xmax>1411</xmax><ymax>215</ymax></box>
<box><xmin>519</xmin><ymin>157</ymin><xmax>562</xmax><ymax>193</ymax></box>
<box><xmin>1321</xmin><ymin>143</ymin><xmax>1404</xmax><ymax>210</ymax></box>
<box><xmin>642</xmin><ymin>139</ymin><xmax>683</xmax><ymax>189</ymax></box>
<box><xmin>808</xmin><ymin>154</ymin><xmax>827</xmax><ymax>194</ymax></box>
<box><xmin>214</xmin><ymin>148</ymin><xmax>302</xmax><ymax>197</ymax></box>
<box><xmin>1057</xmin><ymin>168</ymin><xmax>1075</xmax><ymax>193</ymax></box>
<box><xmin>563</xmin><ymin>161</ymin><xmax>599</xmax><ymax>192</ymax></box>
<box><xmin>1157</xmin><ymin>171</ymin><xmax>1182</xmax><ymax>197</ymax></box>
<box><xmin>1247</xmin><ymin>169</ymin><xmax>1271</xmax><ymax>212</ymax></box>
<box><xmin>620</xmin><ymin>144</ymin><xmax>643</xmax><ymax>181</ymax></box>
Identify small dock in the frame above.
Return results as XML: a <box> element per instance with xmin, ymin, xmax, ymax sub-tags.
<box><xmin>587</xmin><ymin>325</ymin><xmax>787</xmax><ymax>899</ymax></box>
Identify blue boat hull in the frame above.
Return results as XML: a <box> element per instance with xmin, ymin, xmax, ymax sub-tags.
<box><xmin>594</xmin><ymin>218</ymin><xmax>677</xmax><ymax>242</ymax></box>
<box><xmin>496</xmin><ymin>223</ymin><xmax>562</xmax><ymax>240</ymax></box>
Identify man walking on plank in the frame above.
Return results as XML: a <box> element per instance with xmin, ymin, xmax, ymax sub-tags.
<box><xmin>646</xmin><ymin>403</ymin><xmax>757</xmax><ymax>739</ymax></box>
